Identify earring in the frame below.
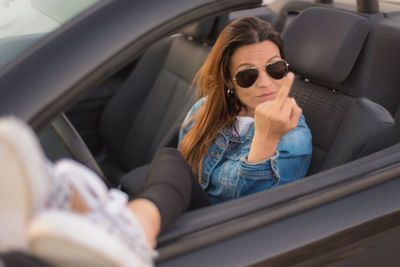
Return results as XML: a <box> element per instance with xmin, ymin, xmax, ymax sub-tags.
<box><xmin>226</xmin><ymin>88</ymin><xmax>234</xmax><ymax>95</ymax></box>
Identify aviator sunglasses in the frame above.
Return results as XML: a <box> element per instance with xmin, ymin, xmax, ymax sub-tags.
<box><xmin>233</xmin><ymin>60</ymin><xmax>289</xmax><ymax>88</ymax></box>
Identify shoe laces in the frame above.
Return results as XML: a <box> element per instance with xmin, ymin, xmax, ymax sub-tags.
<box><xmin>53</xmin><ymin>159</ymin><xmax>110</xmax><ymax>211</ymax></box>
<box><xmin>89</xmin><ymin>189</ymin><xmax>157</xmax><ymax>263</ymax></box>
<box><xmin>44</xmin><ymin>161</ymin><xmax>71</xmax><ymax>210</ymax></box>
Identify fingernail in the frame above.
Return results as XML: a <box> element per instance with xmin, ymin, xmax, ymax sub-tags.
<box><xmin>287</xmin><ymin>72</ymin><xmax>294</xmax><ymax>79</ymax></box>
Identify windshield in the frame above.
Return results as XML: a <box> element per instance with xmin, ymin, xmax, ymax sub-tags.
<box><xmin>0</xmin><ymin>0</ymin><xmax>100</xmax><ymax>70</ymax></box>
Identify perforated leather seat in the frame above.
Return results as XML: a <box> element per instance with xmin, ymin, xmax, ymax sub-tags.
<box><xmin>282</xmin><ymin>7</ymin><xmax>396</xmax><ymax>175</ymax></box>
<box><xmin>98</xmin><ymin>21</ymin><xmax>213</xmax><ymax>185</ymax></box>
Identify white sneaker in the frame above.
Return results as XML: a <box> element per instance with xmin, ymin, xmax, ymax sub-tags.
<box><xmin>28</xmin><ymin>192</ymin><xmax>156</xmax><ymax>267</ymax></box>
<box><xmin>53</xmin><ymin>158</ymin><xmax>110</xmax><ymax>211</ymax></box>
<box><xmin>0</xmin><ymin>117</ymin><xmax>63</xmax><ymax>251</ymax></box>
<box><xmin>0</xmin><ymin>118</ymin><xmax>110</xmax><ymax>252</ymax></box>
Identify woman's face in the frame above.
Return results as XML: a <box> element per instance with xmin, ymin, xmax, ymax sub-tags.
<box><xmin>229</xmin><ymin>40</ymin><xmax>286</xmax><ymax>117</ymax></box>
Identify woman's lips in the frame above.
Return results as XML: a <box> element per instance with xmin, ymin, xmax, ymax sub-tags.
<box><xmin>258</xmin><ymin>92</ymin><xmax>276</xmax><ymax>100</ymax></box>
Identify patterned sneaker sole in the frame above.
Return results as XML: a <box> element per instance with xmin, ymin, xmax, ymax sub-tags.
<box><xmin>28</xmin><ymin>211</ymin><xmax>152</xmax><ymax>267</ymax></box>
<box><xmin>0</xmin><ymin>118</ymin><xmax>48</xmax><ymax>252</ymax></box>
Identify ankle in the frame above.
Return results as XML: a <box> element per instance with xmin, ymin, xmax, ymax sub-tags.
<box><xmin>70</xmin><ymin>191</ymin><xmax>90</xmax><ymax>213</ymax></box>
<box><xmin>127</xmin><ymin>198</ymin><xmax>161</xmax><ymax>248</ymax></box>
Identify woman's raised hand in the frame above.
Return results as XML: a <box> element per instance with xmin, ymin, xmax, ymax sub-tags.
<box><xmin>254</xmin><ymin>72</ymin><xmax>301</xmax><ymax>141</ymax></box>
<box><xmin>248</xmin><ymin>72</ymin><xmax>302</xmax><ymax>162</ymax></box>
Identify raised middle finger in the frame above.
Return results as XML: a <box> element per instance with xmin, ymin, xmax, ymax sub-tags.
<box><xmin>273</xmin><ymin>72</ymin><xmax>294</xmax><ymax>107</ymax></box>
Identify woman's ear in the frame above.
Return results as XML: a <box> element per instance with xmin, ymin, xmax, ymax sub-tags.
<box><xmin>226</xmin><ymin>80</ymin><xmax>234</xmax><ymax>89</ymax></box>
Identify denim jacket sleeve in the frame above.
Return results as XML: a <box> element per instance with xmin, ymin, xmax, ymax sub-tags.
<box><xmin>178</xmin><ymin>97</ymin><xmax>206</xmax><ymax>145</ymax></box>
<box><xmin>233</xmin><ymin>115</ymin><xmax>312</xmax><ymax>198</ymax></box>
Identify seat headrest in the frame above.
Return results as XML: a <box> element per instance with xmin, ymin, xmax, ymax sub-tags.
<box><xmin>213</xmin><ymin>7</ymin><xmax>276</xmax><ymax>39</ymax></box>
<box><xmin>282</xmin><ymin>7</ymin><xmax>375</xmax><ymax>96</ymax></box>
<box><xmin>179</xmin><ymin>18</ymin><xmax>215</xmax><ymax>44</ymax></box>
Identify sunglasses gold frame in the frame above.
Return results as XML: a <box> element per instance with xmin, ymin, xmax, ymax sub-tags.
<box><xmin>233</xmin><ymin>59</ymin><xmax>289</xmax><ymax>88</ymax></box>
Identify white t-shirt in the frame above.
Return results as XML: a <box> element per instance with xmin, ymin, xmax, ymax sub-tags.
<box><xmin>232</xmin><ymin>116</ymin><xmax>254</xmax><ymax>137</ymax></box>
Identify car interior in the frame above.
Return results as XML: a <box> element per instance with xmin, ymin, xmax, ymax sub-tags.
<box><xmin>29</xmin><ymin>0</ymin><xmax>400</xmax><ymax>262</ymax></box>
<box><xmin>54</xmin><ymin>2</ymin><xmax>400</xmax><ymax>182</ymax></box>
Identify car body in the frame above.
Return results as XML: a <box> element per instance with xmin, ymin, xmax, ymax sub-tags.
<box><xmin>1</xmin><ymin>0</ymin><xmax>400</xmax><ymax>266</ymax></box>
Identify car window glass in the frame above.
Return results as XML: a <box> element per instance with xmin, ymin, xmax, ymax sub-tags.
<box><xmin>0</xmin><ymin>0</ymin><xmax>100</xmax><ymax>70</ymax></box>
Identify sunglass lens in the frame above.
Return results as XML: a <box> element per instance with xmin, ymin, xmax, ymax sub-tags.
<box><xmin>235</xmin><ymin>69</ymin><xmax>258</xmax><ymax>88</ymax></box>
<box><xmin>266</xmin><ymin>61</ymin><xmax>288</xmax><ymax>80</ymax></box>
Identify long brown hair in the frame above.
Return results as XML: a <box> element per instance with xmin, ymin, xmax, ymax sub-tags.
<box><xmin>180</xmin><ymin>16</ymin><xmax>285</xmax><ymax>179</ymax></box>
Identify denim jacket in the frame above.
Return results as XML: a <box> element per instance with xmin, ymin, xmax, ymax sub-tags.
<box><xmin>179</xmin><ymin>98</ymin><xmax>312</xmax><ymax>204</ymax></box>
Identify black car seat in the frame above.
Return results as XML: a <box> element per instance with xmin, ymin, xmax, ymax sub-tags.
<box><xmin>272</xmin><ymin>1</ymin><xmax>400</xmax><ymax>117</ymax></box>
<box><xmin>270</xmin><ymin>0</ymin><xmax>328</xmax><ymax>33</ymax></box>
<box><xmin>98</xmin><ymin>20</ymin><xmax>214</xmax><ymax>185</ymax></box>
<box><xmin>282</xmin><ymin>7</ymin><xmax>396</xmax><ymax>175</ymax></box>
<box><xmin>213</xmin><ymin>6</ymin><xmax>277</xmax><ymax>38</ymax></box>
<box><xmin>365</xmin><ymin>11</ymin><xmax>400</xmax><ymax>116</ymax></box>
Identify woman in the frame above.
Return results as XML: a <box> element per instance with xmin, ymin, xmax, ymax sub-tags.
<box><xmin>179</xmin><ymin>16</ymin><xmax>312</xmax><ymax>204</ymax></box>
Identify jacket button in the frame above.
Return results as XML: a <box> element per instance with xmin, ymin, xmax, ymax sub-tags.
<box><xmin>211</xmin><ymin>151</ymin><xmax>220</xmax><ymax>158</ymax></box>
<box><xmin>272</xmin><ymin>161</ymin><xmax>277</xmax><ymax>168</ymax></box>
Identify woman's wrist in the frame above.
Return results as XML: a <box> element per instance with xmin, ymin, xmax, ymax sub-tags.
<box><xmin>247</xmin><ymin>133</ymin><xmax>280</xmax><ymax>163</ymax></box>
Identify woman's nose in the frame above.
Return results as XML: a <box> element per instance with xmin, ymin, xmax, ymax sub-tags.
<box><xmin>255</xmin><ymin>69</ymin><xmax>273</xmax><ymax>87</ymax></box>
